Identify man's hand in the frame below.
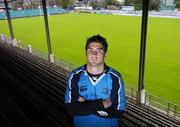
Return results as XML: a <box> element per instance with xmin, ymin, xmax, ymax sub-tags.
<box><xmin>102</xmin><ymin>99</ymin><xmax>112</xmax><ymax>109</ymax></box>
<box><xmin>78</xmin><ymin>96</ymin><xmax>85</xmax><ymax>102</ymax></box>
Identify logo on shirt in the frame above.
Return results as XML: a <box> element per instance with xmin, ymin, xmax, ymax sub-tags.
<box><xmin>80</xmin><ymin>85</ymin><xmax>88</xmax><ymax>92</ymax></box>
<box><xmin>97</xmin><ymin>111</ymin><xmax>108</xmax><ymax>116</ymax></box>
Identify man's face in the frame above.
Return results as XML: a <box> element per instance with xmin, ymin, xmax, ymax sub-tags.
<box><xmin>86</xmin><ymin>42</ymin><xmax>106</xmax><ymax>67</ymax></box>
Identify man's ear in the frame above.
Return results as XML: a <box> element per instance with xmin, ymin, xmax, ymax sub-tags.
<box><xmin>104</xmin><ymin>53</ymin><xmax>107</xmax><ymax>58</ymax></box>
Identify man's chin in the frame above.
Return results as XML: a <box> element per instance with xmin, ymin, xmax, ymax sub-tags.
<box><xmin>89</xmin><ymin>62</ymin><xmax>98</xmax><ymax>66</ymax></box>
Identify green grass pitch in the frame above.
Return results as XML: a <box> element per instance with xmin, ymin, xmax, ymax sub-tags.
<box><xmin>0</xmin><ymin>13</ymin><xmax>180</xmax><ymax>105</ymax></box>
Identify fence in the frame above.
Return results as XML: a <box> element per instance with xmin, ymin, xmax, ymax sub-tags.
<box><xmin>145</xmin><ymin>92</ymin><xmax>180</xmax><ymax>120</ymax></box>
<box><xmin>0</xmin><ymin>34</ymin><xmax>179</xmax><ymax>122</ymax></box>
<box><xmin>125</xmin><ymin>86</ymin><xmax>180</xmax><ymax>121</ymax></box>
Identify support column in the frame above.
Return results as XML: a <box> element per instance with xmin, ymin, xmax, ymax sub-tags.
<box><xmin>4</xmin><ymin>0</ymin><xmax>14</xmax><ymax>40</ymax></box>
<box><xmin>137</xmin><ymin>0</ymin><xmax>149</xmax><ymax>104</ymax></box>
<box><xmin>12</xmin><ymin>38</ymin><xmax>18</xmax><ymax>46</ymax></box>
<box><xmin>42</xmin><ymin>0</ymin><xmax>53</xmax><ymax>62</ymax></box>
<box><xmin>49</xmin><ymin>53</ymin><xmax>55</xmax><ymax>63</ymax></box>
<box><xmin>27</xmin><ymin>44</ymin><xmax>32</xmax><ymax>53</ymax></box>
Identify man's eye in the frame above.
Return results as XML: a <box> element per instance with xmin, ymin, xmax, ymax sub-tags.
<box><xmin>87</xmin><ymin>49</ymin><xmax>93</xmax><ymax>52</ymax></box>
<box><xmin>96</xmin><ymin>49</ymin><xmax>103</xmax><ymax>53</ymax></box>
<box><xmin>87</xmin><ymin>49</ymin><xmax>104</xmax><ymax>54</ymax></box>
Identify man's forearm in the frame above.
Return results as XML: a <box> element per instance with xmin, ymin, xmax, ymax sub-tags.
<box><xmin>65</xmin><ymin>98</ymin><xmax>124</xmax><ymax>118</ymax></box>
<box><xmin>65</xmin><ymin>99</ymin><xmax>104</xmax><ymax>116</ymax></box>
<box><xmin>65</xmin><ymin>102</ymin><xmax>94</xmax><ymax>116</ymax></box>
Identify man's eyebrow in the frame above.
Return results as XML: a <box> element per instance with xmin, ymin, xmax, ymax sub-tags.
<box><xmin>87</xmin><ymin>47</ymin><xmax>104</xmax><ymax>50</ymax></box>
<box><xmin>98</xmin><ymin>48</ymin><xmax>104</xmax><ymax>50</ymax></box>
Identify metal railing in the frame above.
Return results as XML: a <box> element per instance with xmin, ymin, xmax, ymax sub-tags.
<box><xmin>0</xmin><ymin>34</ymin><xmax>180</xmax><ymax>122</ymax></box>
<box><xmin>145</xmin><ymin>92</ymin><xmax>180</xmax><ymax>120</ymax></box>
<box><xmin>54</xmin><ymin>56</ymin><xmax>77</xmax><ymax>71</ymax></box>
<box><xmin>125</xmin><ymin>86</ymin><xmax>180</xmax><ymax>121</ymax></box>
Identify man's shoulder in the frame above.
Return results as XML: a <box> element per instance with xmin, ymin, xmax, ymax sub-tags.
<box><xmin>107</xmin><ymin>66</ymin><xmax>122</xmax><ymax>78</ymax></box>
<box><xmin>70</xmin><ymin>65</ymin><xmax>85</xmax><ymax>75</ymax></box>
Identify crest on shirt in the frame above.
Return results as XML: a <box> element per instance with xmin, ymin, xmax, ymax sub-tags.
<box><xmin>80</xmin><ymin>85</ymin><xmax>88</xmax><ymax>92</ymax></box>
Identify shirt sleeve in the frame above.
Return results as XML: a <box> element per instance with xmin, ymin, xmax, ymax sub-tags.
<box><xmin>65</xmin><ymin>71</ymin><xmax>80</xmax><ymax>103</ymax></box>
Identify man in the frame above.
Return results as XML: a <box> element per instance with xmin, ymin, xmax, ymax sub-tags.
<box><xmin>65</xmin><ymin>34</ymin><xmax>126</xmax><ymax>127</ymax></box>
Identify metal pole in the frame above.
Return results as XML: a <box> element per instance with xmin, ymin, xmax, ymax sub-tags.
<box><xmin>137</xmin><ymin>0</ymin><xmax>149</xmax><ymax>103</ymax></box>
<box><xmin>4</xmin><ymin>0</ymin><xmax>14</xmax><ymax>40</ymax></box>
<box><xmin>42</xmin><ymin>0</ymin><xmax>52</xmax><ymax>56</ymax></box>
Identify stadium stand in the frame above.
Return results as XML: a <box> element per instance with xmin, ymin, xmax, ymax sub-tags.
<box><xmin>0</xmin><ymin>41</ymin><xmax>180</xmax><ymax>127</ymax></box>
<box><xmin>1</xmin><ymin>8</ymin><xmax>180</xmax><ymax>20</ymax></box>
<box><xmin>0</xmin><ymin>11</ymin><xmax>5</xmax><ymax>19</ymax></box>
<box><xmin>0</xmin><ymin>7</ymin><xmax>68</xmax><ymax>19</ymax></box>
<box><xmin>9</xmin><ymin>10</ymin><xmax>27</xmax><ymax>18</ymax></box>
<box><xmin>0</xmin><ymin>42</ymin><xmax>71</xmax><ymax>127</ymax></box>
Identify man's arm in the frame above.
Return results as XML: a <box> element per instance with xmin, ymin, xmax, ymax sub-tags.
<box><xmin>65</xmin><ymin>71</ymin><xmax>104</xmax><ymax>116</ymax></box>
<box><xmin>65</xmin><ymin>98</ymin><xmax>104</xmax><ymax>116</ymax></box>
<box><xmin>65</xmin><ymin>97</ymin><xmax>124</xmax><ymax>117</ymax></box>
<box><xmin>91</xmin><ymin>71</ymin><xmax>126</xmax><ymax>118</ymax></box>
<box><xmin>65</xmin><ymin>70</ymin><xmax>126</xmax><ymax>118</ymax></box>
<box><xmin>90</xmin><ymin>98</ymin><xmax>125</xmax><ymax>118</ymax></box>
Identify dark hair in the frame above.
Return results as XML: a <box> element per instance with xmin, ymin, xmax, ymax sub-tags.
<box><xmin>85</xmin><ymin>34</ymin><xmax>108</xmax><ymax>53</ymax></box>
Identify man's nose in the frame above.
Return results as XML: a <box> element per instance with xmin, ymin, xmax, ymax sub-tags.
<box><xmin>92</xmin><ymin>51</ymin><xmax>98</xmax><ymax>55</ymax></box>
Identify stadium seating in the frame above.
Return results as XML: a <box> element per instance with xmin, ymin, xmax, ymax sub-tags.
<box><xmin>0</xmin><ymin>7</ymin><xmax>69</xmax><ymax>20</ymax></box>
<box><xmin>0</xmin><ymin>41</ymin><xmax>179</xmax><ymax>127</ymax></box>
<box><xmin>0</xmin><ymin>11</ymin><xmax>5</xmax><ymax>19</ymax></box>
